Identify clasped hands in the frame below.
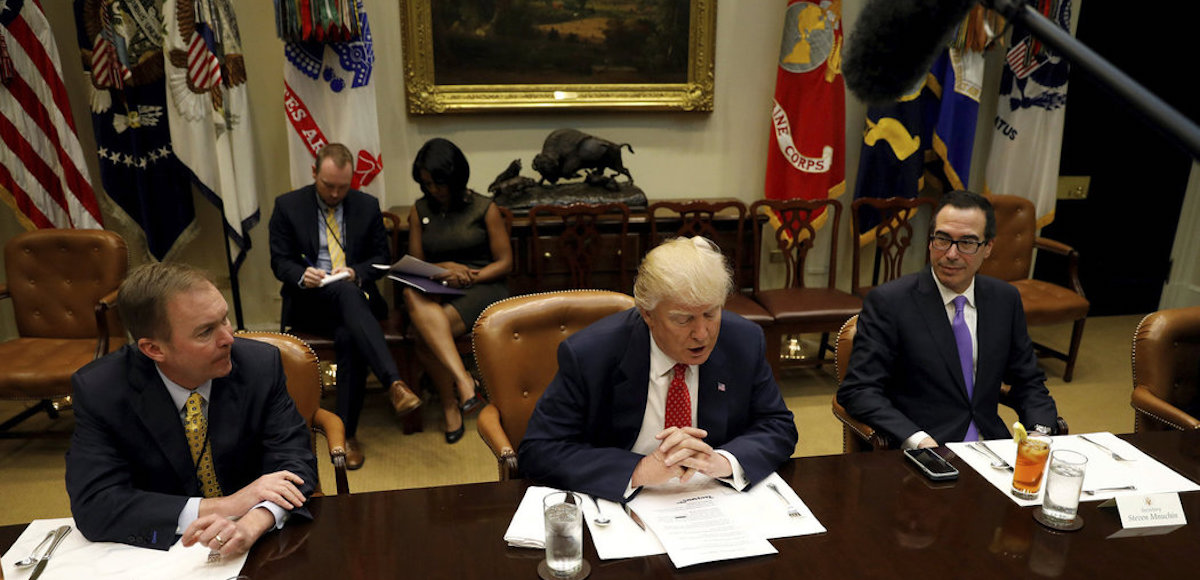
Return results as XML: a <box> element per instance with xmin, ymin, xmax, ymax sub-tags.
<box><xmin>301</xmin><ymin>266</ymin><xmax>355</xmax><ymax>288</ymax></box>
<box><xmin>182</xmin><ymin>471</ymin><xmax>306</xmax><ymax>558</ymax></box>
<box><xmin>631</xmin><ymin>427</ymin><xmax>732</xmax><ymax>488</ymax></box>
<box><xmin>431</xmin><ymin>262</ymin><xmax>479</xmax><ymax>289</ymax></box>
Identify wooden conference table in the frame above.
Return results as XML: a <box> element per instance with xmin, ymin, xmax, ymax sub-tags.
<box><xmin>4</xmin><ymin>430</ymin><xmax>1198</xmax><ymax>579</ymax></box>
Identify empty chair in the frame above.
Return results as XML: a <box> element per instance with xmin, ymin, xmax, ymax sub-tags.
<box><xmin>647</xmin><ymin>200</ymin><xmax>772</xmax><ymax>326</ymax></box>
<box><xmin>1131</xmin><ymin>306</ymin><xmax>1200</xmax><ymax>431</ymax></box>
<box><xmin>0</xmin><ymin>229</ymin><xmax>127</xmax><ymax>432</ymax></box>
<box><xmin>473</xmin><ymin>290</ymin><xmax>635</xmax><ymax>479</ymax></box>
<box><xmin>529</xmin><ymin>202</ymin><xmax>632</xmax><ymax>293</ymax></box>
<box><xmin>750</xmin><ymin>198</ymin><xmax>862</xmax><ymax>376</ymax></box>
<box><xmin>237</xmin><ymin>331</ymin><xmax>350</xmax><ymax>494</ymax></box>
<box><xmin>850</xmin><ymin>197</ymin><xmax>936</xmax><ymax>297</ymax></box>
<box><xmin>979</xmin><ymin>194</ymin><xmax>1089</xmax><ymax>382</ymax></box>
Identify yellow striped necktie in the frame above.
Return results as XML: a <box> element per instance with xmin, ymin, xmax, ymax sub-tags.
<box><xmin>184</xmin><ymin>392</ymin><xmax>223</xmax><ymax>498</ymax></box>
<box><xmin>325</xmin><ymin>207</ymin><xmax>346</xmax><ymax>270</ymax></box>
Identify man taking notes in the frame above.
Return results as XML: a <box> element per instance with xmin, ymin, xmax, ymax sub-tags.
<box><xmin>519</xmin><ymin>237</ymin><xmax>798</xmax><ymax>501</ymax></box>
<box><xmin>837</xmin><ymin>190</ymin><xmax>1059</xmax><ymax>449</ymax></box>
<box><xmin>66</xmin><ymin>263</ymin><xmax>317</xmax><ymax>557</ymax></box>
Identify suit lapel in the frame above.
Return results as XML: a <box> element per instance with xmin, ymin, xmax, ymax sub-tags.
<box><xmin>301</xmin><ymin>186</ymin><xmax>321</xmax><ymax>260</ymax></box>
<box><xmin>697</xmin><ymin>337</ymin><xmax>728</xmax><ymax>443</ymax></box>
<box><xmin>914</xmin><ymin>271</ymin><xmax>971</xmax><ymax>401</ymax></box>
<box><xmin>129</xmin><ymin>353</ymin><xmax>198</xmax><ymax>494</ymax></box>
<box><xmin>974</xmin><ymin>278</ymin><xmax>1002</xmax><ymax>391</ymax></box>
<box><xmin>613</xmin><ymin>313</ymin><xmax>651</xmax><ymax>447</ymax></box>
<box><xmin>207</xmin><ymin>364</ymin><xmax>244</xmax><ymax>487</ymax></box>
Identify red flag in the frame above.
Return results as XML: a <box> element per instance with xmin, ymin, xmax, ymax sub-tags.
<box><xmin>1</xmin><ymin>0</ymin><xmax>103</xmax><ymax>230</ymax></box>
<box><xmin>764</xmin><ymin>0</ymin><xmax>845</xmax><ymax>226</ymax></box>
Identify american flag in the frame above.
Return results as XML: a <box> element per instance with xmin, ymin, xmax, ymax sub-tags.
<box><xmin>0</xmin><ymin>0</ymin><xmax>103</xmax><ymax>230</ymax></box>
<box><xmin>1006</xmin><ymin>37</ymin><xmax>1046</xmax><ymax>80</ymax></box>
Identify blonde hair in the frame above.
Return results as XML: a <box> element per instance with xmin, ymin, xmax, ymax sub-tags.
<box><xmin>634</xmin><ymin>237</ymin><xmax>733</xmax><ymax>311</ymax></box>
<box><xmin>315</xmin><ymin>143</ymin><xmax>354</xmax><ymax>169</ymax></box>
<box><xmin>117</xmin><ymin>262</ymin><xmax>213</xmax><ymax>341</ymax></box>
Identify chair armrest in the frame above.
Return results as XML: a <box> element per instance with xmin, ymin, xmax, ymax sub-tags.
<box><xmin>1033</xmin><ymin>237</ymin><xmax>1085</xmax><ymax>297</ymax></box>
<box><xmin>1132</xmin><ymin>385</ymin><xmax>1200</xmax><ymax>431</ymax></box>
<box><xmin>832</xmin><ymin>396</ymin><xmax>890</xmax><ymax>451</ymax></box>
<box><xmin>93</xmin><ymin>289</ymin><xmax>120</xmax><ymax>359</ymax></box>
<box><xmin>476</xmin><ymin>404</ymin><xmax>518</xmax><ymax>480</ymax></box>
<box><xmin>312</xmin><ymin>408</ymin><xmax>350</xmax><ymax>495</ymax></box>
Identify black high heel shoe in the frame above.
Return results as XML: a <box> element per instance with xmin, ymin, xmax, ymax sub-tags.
<box><xmin>459</xmin><ymin>380</ymin><xmax>485</xmax><ymax>416</ymax></box>
<box><xmin>445</xmin><ymin>424</ymin><xmax>465</xmax><ymax>444</ymax></box>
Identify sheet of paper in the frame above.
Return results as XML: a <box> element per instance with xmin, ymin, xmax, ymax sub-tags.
<box><xmin>372</xmin><ymin>254</ymin><xmax>449</xmax><ymax>278</ymax></box>
<box><xmin>0</xmin><ymin>518</ymin><xmax>248</xmax><ymax>580</ymax></box>
<box><xmin>581</xmin><ymin>496</ymin><xmax>665</xmax><ymax>560</ymax></box>
<box><xmin>318</xmin><ymin>270</ymin><xmax>351</xmax><ymax>287</ymax></box>
<box><xmin>947</xmin><ymin>432</ymin><xmax>1200</xmax><ymax>507</ymax></box>
<box><xmin>631</xmin><ymin>485</ymin><xmax>777</xmax><ymax>568</ymax></box>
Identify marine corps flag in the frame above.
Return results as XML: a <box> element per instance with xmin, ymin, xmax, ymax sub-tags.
<box><xmin>1</xmin><ymin>0</ymin><xmax>103</xmax><ymax>230</ymax></box>
<box><xmin>983</xmin><ymin>0</ymin><xmax>1075</xmax><ymax>228</ymax></box>
<box><xmin>764</xmin><ymin>0</ymin><xmax>845</xmax><ymax>227</ymax></box>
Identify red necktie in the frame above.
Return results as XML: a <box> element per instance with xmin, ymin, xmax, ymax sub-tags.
<box><xmin>665</xmin><ymin>363</ymin><xmax>691</xmax><ymax>429</ymax></box>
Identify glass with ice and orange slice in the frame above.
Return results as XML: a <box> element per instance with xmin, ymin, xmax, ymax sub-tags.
<box><xmin>1010</xmin><ymin>421</ymin><xmax>1052</xmax><ymax>500</ymax></box>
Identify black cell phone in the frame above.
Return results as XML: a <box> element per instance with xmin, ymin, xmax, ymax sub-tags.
<box><xmin>904</xmin><ymin>448</ymin><xmax>960</xmax><ymax>481</ymax></box>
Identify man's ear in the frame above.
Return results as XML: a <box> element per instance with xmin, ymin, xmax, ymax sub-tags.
<box><xmin>638</xmin><ymin>307</ymin><xmax>651</xmax><ymax>325</ymax></box>
<box><xmin>137</xmin><ymin>337</ymin><xmax>166</xmax><ymax>362</ymax></box>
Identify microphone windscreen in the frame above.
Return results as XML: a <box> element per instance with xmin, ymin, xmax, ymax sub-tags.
<box><xmin>844</xmin><ymin>0</ymin><xmax>978</xmax><ymax>104</ymax></box>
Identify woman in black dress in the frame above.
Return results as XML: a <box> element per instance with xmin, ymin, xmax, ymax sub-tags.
<box><xmin>406</xmin><ymin>138</ymin><xmax>512</xmax><ymax>443</ymax></box>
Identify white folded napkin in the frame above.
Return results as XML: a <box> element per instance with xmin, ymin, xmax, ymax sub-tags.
<box><xmin>503</xmin><ymin>486</ymin><xmax>562</xmax><ymax>548</ymax></box>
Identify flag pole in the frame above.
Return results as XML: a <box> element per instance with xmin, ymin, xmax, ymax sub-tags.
<box><xmin>222</xmin><ymin>231</ymin><xmax>246</xmax><ymax>330</ymax></box>
<box><xmin>986</xmin><ymin>0</ymin><xmax>1200</xmax><ymax>160</ymax></box>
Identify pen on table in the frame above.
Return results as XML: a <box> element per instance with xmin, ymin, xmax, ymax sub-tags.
<box><xmin>622</xmin><ymin>503</ymin><xmax>646</xmax><ymax>531</ymax></box>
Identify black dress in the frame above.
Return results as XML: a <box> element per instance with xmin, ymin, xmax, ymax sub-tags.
<box><xmin>414</xmin><ymin>191</ymin><xmax>509</xmax><ymax>326</ymax></box>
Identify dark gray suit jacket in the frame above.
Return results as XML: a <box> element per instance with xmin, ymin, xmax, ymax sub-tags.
<box><xmin>65</xmin><ymin>339</ymin><xmax>317</xmax><ymax>550</ymax></box>
<box><xmin>837</xmin><ymin>269</ymin><xmax>1058</xmax><ymax>446</ymax></box>
<box><xmin>519</xmin><ymin>309</ymin><xmax>798</xmax><ymax>501</ymax></box>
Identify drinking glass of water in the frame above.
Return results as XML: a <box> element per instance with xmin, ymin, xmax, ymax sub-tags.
<box><xmin>542</xmin><ymin>491</ymin><xmax>583</xmax><ymax>578</ymax></box>
<box><xmin>1040</xmin><ymin>449</ymin><xmax>1088</xmax><ymax>525</ymax></box>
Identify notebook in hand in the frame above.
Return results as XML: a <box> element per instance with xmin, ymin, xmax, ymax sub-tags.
<box><xmin>374</xmin><ymin>255</ymin><xmax>466</xmax><ymax>296</ymax></box>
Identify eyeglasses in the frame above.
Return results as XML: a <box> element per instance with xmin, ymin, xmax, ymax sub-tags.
<box><xmin>929</xmin><ymin>234</ymin><xmax>985</xmax><ymax>255</ymax></box>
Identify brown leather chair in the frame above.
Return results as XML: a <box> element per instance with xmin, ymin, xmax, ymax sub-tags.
<box><xmin>473</xmin><ymin>290</ymin><xmax>635</xmax><ymax>480</ymax></box>
<box><xmin>832</xmin><ymin>315</ymin><xmax>1069</xmax><ymax>452</ymax></box>
<box><xmin>850</xmin><ymin>197</ymin><xmax>936</xmax><ymax>297</ymax></box>
<box><xmin>1131</xmin><ymin>306</ymin><xmax>1200</xmax><ymax>431</ymax></box>
<box><xmin>237</xmin><ymin>331</ymin><xmax>350</xmax><ymax>495</ymax></box>
<box><xmin>749</xmin><ymin>198</ymin><xmax>862</xmax><ymax>377</ymax></box>
<box><xmin>0</xmin><ymin>229</ymin><xmax>127</xmax><ymax>432</ymax></box>
<box><xmin>979</xmin><ymin>194</ymin><xmax>1089</xmax><ymax>382</ymax></box>
<box><xmin>647</xmin><ymin>200</ymin><xmax>773</xmax><ymax>326</ymax></box>
<box><xmin>529</xmin><ymin>202</ymin><xmax>632</xmax><ymax>293</ymax></box>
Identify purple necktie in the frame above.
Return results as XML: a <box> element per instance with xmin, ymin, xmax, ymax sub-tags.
<box><xmin>952</xmin><ymin>295</ymin><xmax>980</xmax><ymax>442</ymax></box>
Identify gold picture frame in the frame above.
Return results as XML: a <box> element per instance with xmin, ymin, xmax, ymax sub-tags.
<box><xmin>400</xmin><ymin>1</ymin><xmax>716</xmax><ymax>114</ymax></box>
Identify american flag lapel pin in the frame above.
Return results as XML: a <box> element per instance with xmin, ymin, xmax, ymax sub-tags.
<box><xmin>717</xmin><ymin>382</ymin><xmax>726</xmax><ymax>392</ymax></box>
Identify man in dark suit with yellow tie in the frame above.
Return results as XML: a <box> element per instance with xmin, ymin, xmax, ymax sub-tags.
<box><xmin>268</xmin><ymin>143</ymin><xmax>420</xmax><ymax>469</ymax></box>
<box><xmin>66</xmin><ymin>263</ymin><xmax>316</xmax><ymax>556</ymax></box>
<box><xmin>837</xmin><ymin>191</ymin><xmax>1058</xmax><ymax>449</ymax></box>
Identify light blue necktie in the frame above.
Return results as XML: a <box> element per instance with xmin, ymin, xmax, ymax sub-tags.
<box><xmin>952</xmin><ymin>295</ymin><xmax>980</xmax><ymax>442</ymax></box>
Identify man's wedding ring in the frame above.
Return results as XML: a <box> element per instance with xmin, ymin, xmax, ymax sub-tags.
<box><xmin>440</xmin><ymin>280</ymin><xmax>448</xmax><ymax>286</ymax></box>
<box><xmin>214</xmin><ymin>535</ymin><xmax>225</xmax><ymax>546</ymax></box>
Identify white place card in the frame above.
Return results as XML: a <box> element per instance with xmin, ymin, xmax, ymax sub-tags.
<box><xmin>1116</xmin><ymin>492</ymin><xmax>1188</xmax><ymax>529</ymax></box>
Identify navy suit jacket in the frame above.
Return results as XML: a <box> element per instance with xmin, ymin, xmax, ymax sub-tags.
<box><xmin>518</xmin><ymin>309</ymin><xmax>797</xmax><ymax>501</ymax></box>
<box><xmin>837</xmin><ymin>269</ymin><xmax>1058</xmax><ymax>446</ymax></box>
<box><xmin>65</xmin><ymin>339</ymin><xmax>317</xmax><ymax>550</ymax></box>
<box><xmin>268</xmin><ymin>185</ymin><xmax>390</xmax><ymax>329</ymax></box>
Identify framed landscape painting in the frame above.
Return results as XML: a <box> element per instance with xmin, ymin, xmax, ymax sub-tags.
<box><xmin>400</xmin><ymin>0</ymin><xmax>716</xmax><ymax>114</ymax></box>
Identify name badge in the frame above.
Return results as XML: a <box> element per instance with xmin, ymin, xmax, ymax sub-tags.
<box><xmin>1116</xmin><ymin>492</ymin><xmax>1187</xmax><ymax>529</ymax></box>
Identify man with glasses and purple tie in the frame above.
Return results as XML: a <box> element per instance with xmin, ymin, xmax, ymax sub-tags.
<box><xmin>837</xmin><ymin>190</ymin><xmax>1058</xmax><ymax>449</ymax></box>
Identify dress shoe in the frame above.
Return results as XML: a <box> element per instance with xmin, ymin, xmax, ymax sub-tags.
<box><xmin>459</xmin><ymin>380</ymin><xmax>485</xmax><ymax>416</ymax></box>
<box><xmin>345</xmin><ymin>438</ymin><xmax>364</xmax><ymax>470</ymax></box>
<box><xmin>445</xmin><ymin>424</ymin><xmax>465</xmax><ymax>444</ymax></box>
<box><xmin>389</xmin><ymin>380</ymin><xmax>422</xmax><ymax>416</ymax></box>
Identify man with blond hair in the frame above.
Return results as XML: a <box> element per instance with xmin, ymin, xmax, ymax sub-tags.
<box><xmin>519</xmin><ymin>237</ymin><xmax>797</xmax><ymax>501</ymax></box>
<box><xmin>66</xmin><ymin>263</ymin><xmax>317</xmax><ymax>557</ymax></box>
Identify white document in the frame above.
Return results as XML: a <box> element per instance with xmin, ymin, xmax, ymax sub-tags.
<box><xmin>0</xmin><ymin>518</ymin><xmax>248</xmax><ymax>580</ymax></box>
<box><xmin>630</xmin><ymin>480</ymin><xmax>777</xmax><ymax>568</ymax></box>
<box><xmin>372</xmin><ymin>254</ymin><xmax>449</xmax><ymax>278</ymax></box>
<box><xmin>581</xmin><ymin>495</ymin><xmax>665</xmax><ymax>559</ymax></box>
<box><xmin>947</xmin><ymin>432</ymin><xmax>1200</xmax><ymax>507</ymax></box>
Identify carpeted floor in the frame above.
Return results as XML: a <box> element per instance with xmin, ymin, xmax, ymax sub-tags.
<box><xmin>0</xmin><ymin>315</ymin><xmax>1144</xmax><ymax>527</ymax></box>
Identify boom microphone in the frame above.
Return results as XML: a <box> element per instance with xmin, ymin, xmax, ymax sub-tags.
<box><xmin>843</xmin><ymin>0</ymin><xmax>979</xmax><ymax>104</ymax></box>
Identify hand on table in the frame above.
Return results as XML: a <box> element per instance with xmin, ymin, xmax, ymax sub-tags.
<box><xmin>182</xmin><ymin>507</ymin><xmax>274</xmax><ymax>558</ymax></box>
